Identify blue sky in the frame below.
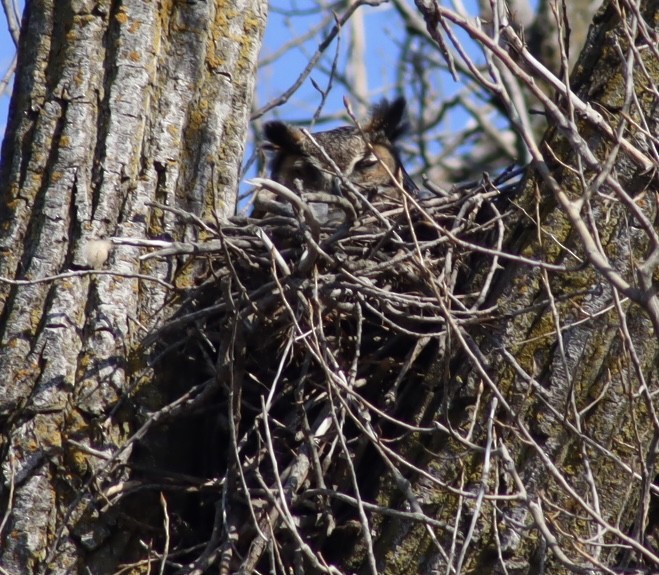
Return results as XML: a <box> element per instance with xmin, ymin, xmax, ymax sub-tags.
<box><xmin>0</xmin><ymin>2</ymin><xmax>478</xmax><ymax>140</ymax></box>
<box><xmin>0</xmin><ymin>1</ymin><xmax>515</xmax><ymax>214</ymax></box>
<box><xmin>0</xmin><ymin>0</ymin><xmax>536</xmax><ymax>189</ymax></box>
<box><xmin>0</xmin><ymin>3</ymin><xmax>17</xmax><ymax>138</ymax></box>
<box><xmin>257</xmin><ymin>2</ymin><xmax>411</xmax><ymax>120</ymax></box>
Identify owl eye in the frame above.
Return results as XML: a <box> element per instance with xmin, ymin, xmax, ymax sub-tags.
<box><xmin>288</xmin><ymin>162</ymin><xmax>324</xmax><ymax>188</ymax></box>
<box><xmin>355</xmin><ymin>154</ymin><xmax>379</xmax><ymax>170</ymax></box>
<box><xmin>298</xmin><ymin>164</ymin><xmax>321</xmax><ymax>179</ymax></box>
<box><xmin>288</xmin><ymin>158</ymin><xmax>313</xmax><ymax>177</ymax></box>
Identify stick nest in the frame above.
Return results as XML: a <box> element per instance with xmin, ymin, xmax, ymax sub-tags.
<box><xmin>145</xmin><ymin>172</ymin><xmax>517</xmax><ymax>572</ymax></box>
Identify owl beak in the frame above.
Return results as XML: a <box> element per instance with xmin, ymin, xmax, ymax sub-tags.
<box><xmin>331</xmin><ymin>176</ymin><xmax>343</xmax><ymax>196</ymax></box>
<box><xmin>399</xmin><ymin>166</ymin><xmax>419</xmax><ymax>195</ymax></box>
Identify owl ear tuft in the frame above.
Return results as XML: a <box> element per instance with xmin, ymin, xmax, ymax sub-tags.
<box><xmin>263</xmin><ymin>121</ymin><xmax>305</xmax><ymax>152</ymax></box>
<box><xmin>366</xmin><ymin>97</ymin><xmax>408</xmax><ymax>142</ymax></box>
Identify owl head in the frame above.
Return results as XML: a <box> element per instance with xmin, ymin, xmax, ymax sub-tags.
<box><xmin>263</xmin><ymin>98</ymin><xmax>416</xmax><ymax>196</ymax></box>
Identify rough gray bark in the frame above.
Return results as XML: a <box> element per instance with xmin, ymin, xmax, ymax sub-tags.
<box><xmin>359</xmin><ymin>0</ymin><xmax>659</xmax><ymax>572</ymax></box>
<box><xmin>527</xmin><ymin>0</ymin><xmax>604</xmax><ymax>74</ymax></box>
<box><xmin>1</xmin><ymin>0</ymin><xmax>658</xmax><ymax>573</ymax></box>
<box><xmin>0</xmin><ymin>0</ymin><xmax>266</xmax><ymax>572</ymax></box>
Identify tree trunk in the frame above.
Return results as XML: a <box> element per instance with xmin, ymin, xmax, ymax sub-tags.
<box><xmin>0</xmin><ymin>1</ymin><xmax>266</xmax><ymax>572</ymax></box>
<box><xmin>2</xmin><ymin>0</ymin><xmax>658</xmax><ymax>574</ymax></box>
<box><xmin>360</xmin><ymin>0</ymin><xmax>659</xmax><ymax>572</ymax></box>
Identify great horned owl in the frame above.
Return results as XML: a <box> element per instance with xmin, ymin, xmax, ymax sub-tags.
<box><xmin>254</xmin><ymin>98</ymin><xmax>417</xmax><ymax>224</ymax></box>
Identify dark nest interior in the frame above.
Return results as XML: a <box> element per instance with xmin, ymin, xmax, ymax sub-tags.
<box><xmin>130</xmin><ymin>171</ymin><xmax>520</xmax><ymax>573</ymax></box>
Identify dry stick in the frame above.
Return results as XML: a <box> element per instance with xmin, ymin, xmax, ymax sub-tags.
<box><xmin>0</xmin><ymin>54</ymin><xmax>16</xmax><ymax>98</ymax></box>
<box><xmin>610</xmin><ymin>286</ymin><xmax>659</xmax><ymax>566</ymax></box>
<box><xmin>258</xmin><ymin>396</ymin><xmax>342</xmax><ymax>575</ymax></box>
<box><xmin>501</xmin><ymin>345</ymin><xmax>659</xmax><ymax>498</ymax></box>
<box><xmin>345</xmin><ymin>286</ymin><xmax>363</xmax><ymax>389</ymax></box>
<box><xmin>0</xmin><ymin>448</ymin><xmax>15</xmax><ymax>539</ymax></box>
<box><xmin>438</xmin><ymin>297</ymin><xmax>659</xmax><ymax>567</ymax></box>
<box><xmin>299</xmin><ymin>128</ymin><xmax>392</xmax><ymax>230</ymax></box>
<box><xmin>310</xmin><ymin>10</ymin><xmax>342</xmax><ymax>123</ymax></box>
<box><xmin>470</xmin><ymin>197</ymin><xmax>504</xmax><ymax>310</ymax></box>
<box><xmin>481</xmin><ymin>21</ymin><xmax>659</xmax><ymax>333</ymax></box>
<box><xmin>45</xmin><ymin>379</ymin><xmax>216</xmax><ymax>565</ymax></box>
<box><xmin>498</xmin><ymin>442</ymin><xmax>609</xmax><ymax>575</ymax></box>
<box><xmin>416</xmin><ymin>2</ymin><xmax>659</xmax><ymax>279</ymax></box>
<box><xmin>301</xmin><ymin>488</ymin><xmax>460</xmax><ymax>533</ymax></box>
<box><xmin>0</xmin><ymin>267</ymin><xmax>174</xmax><ymax>290</ymax></box>
<box><xmin>146</xmin><ymin>200</ymin><xmax>220</xmax><ymax>236</ymax></box>
<box><xmin>309</xmin><ymin>285</ymin><xmax>378</xmax><ymax>573</ymax></box>
<box><xmin>326</xmin><ymin>366</ymin><xmax>378</xmax><ymax>575</ymax></box>
<box><xmin>158</xmin><ymin>493</ymin><xmax>170</xmax><ymax>575</ymax></box>
<box><xmin>383</xmin><ymin>335</ymin><xmax>433</xmax><ymax>406</ymax></box>
<box><xmin>539</xmin><ymin>262</ymin><xmax>573</xmax><ymax>420</ymax></box>
<box><xmin>490</xmin><ymin>454</ymin><xmax>512</xmax><ymax>575</ymax></box>
<box><xmin>0</xmin><ymin>0</ymin><xmax>20</xmax><ymax>46</ymax></box>
<box><xmin>446</xmin><ymin>465</ymin><xmax>467</xmax><ymax>575</ymax></box>
<box><xmin>224</xmin><ymin>312</ymin><xmax>269</xmax><ymax>553</ymax></box>
<box><xmin>454</xmin><ymin>396</ymin><xmax>498</xmax><ymax>574</ymax></box>
<box><xmin>296</xmin><ymin>358</ymin><xmax>336</xmax><ymax>535</ymax></box>
<box><xmin>252</xmin><ymin>0</ymin><xmax>388</xmax><ymax>120</ymax></box>
<box><xmin>249</xmin><ymin>177</ymin><xmax>321</xmax><ymax>239</ymax></box>
<box><xmin>237</xmin><ymin>265</ymin><xmax>338</xmax><ymax>573</ymax></box>
<box><xmin>331</xmin><ymin>387</ymin><xmax>457</xmax><ymax>568</ymax></box>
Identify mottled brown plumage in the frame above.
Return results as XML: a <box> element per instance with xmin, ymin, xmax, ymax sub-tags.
<box><xmin>254</xmin><ymin>98</ymin><xmax>416</xmax><ymax>223</ymax></box>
